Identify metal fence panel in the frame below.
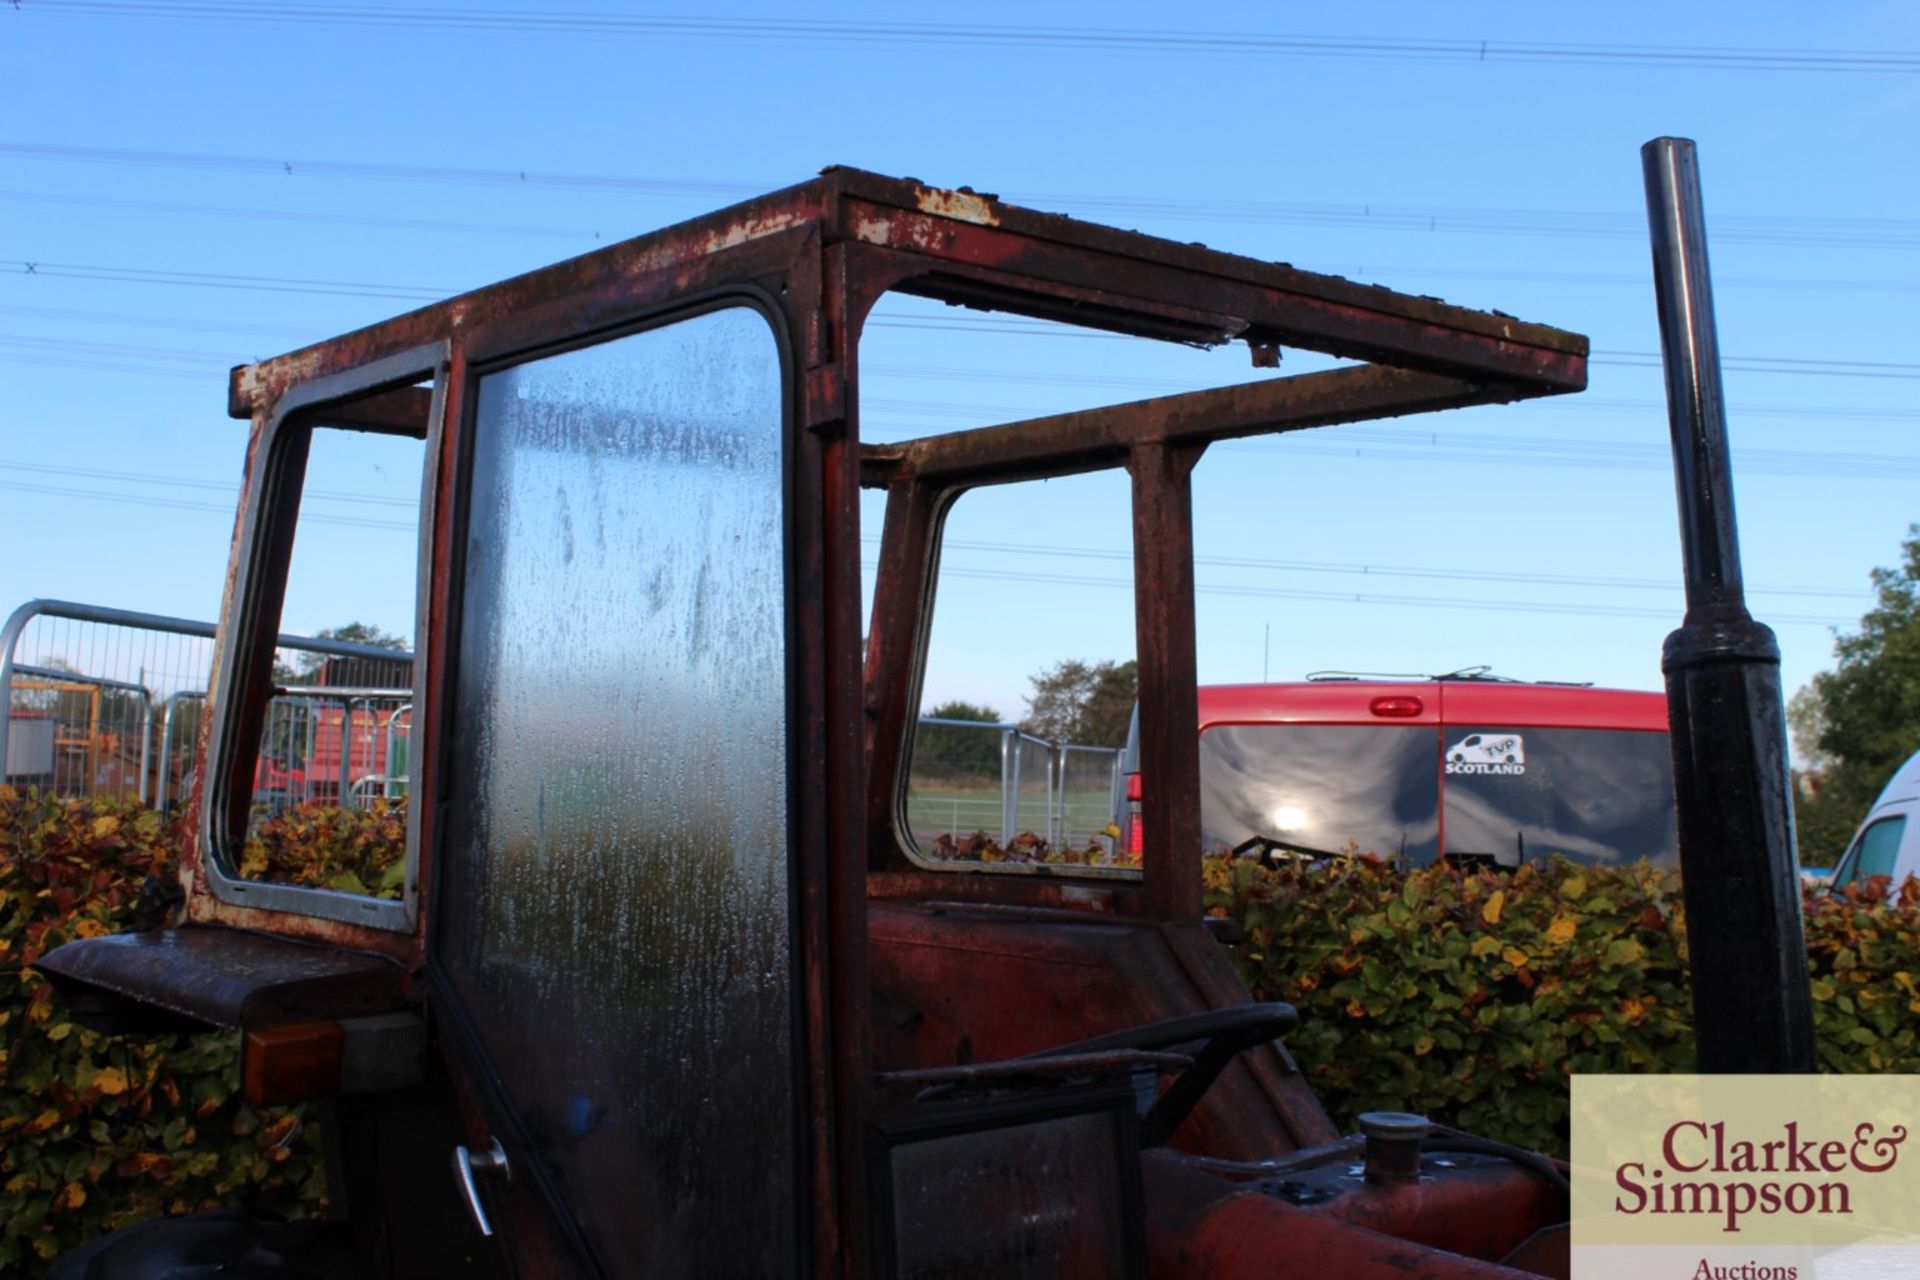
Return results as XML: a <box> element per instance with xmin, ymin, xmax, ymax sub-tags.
<box><xmin>903</xmin><ymin>716</ymin><xmax>1124</xmax><ymax>856</ymax></box>
<box><xmin>6</xmin><ymin>604</ymin><xmax>1114</xmax><ymax>860</ymax></box>
<box><xmin>1057</xmin><ymin>744</ymin><xmax>1123</xmax><ymax>855</ymax></box>
<box><xmin>1</xmin><ymin>599</ymin><xmax>413</xmax><ymax>815</ymax></box>
<box><xmin>1006</xmin><ymin>731</ymin><xmax>1056</xmax><ymax>845</ymax></box>
<box><xmin>904</xmin><ymin>716</ymin><xmax>1012</xmax><ymax>848</ymax></box>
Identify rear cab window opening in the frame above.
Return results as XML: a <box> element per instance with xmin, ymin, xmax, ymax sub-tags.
<box><xmin>859</xmin><ymin>291</ymin><xmax>1235</xmax><ymax>887</ymax></box>
<box><xmin>898</xmin><ymin>466</ymin><xmax>1139</xmax><ymax>877</ymax></box>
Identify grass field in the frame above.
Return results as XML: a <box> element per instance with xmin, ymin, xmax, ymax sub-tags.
<box><xmin>904</xmin><ymin>782</ymin><xmax>1118</xmax><ymax>851</ymax></box>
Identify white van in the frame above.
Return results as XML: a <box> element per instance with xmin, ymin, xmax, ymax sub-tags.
<box><xmin>1830</xmin><ymin>749</ymin><xmax>1920</xmax><ymax>891</ymax></box>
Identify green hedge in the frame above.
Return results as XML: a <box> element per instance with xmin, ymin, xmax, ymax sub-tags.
<box><xmin>1203</xmin><ymin>851</ymin><xmax>1920</xmax><ymax>1157</ymax></box>
<box><xmin>10</xmin><ymin>785</ymin><xmax>1919</xmax><ymax>1269</ymax></box>
<box><xmin>0</xmin><ymin>787</ymin><xmax>329</xmax><ymax>1275</ymax></box>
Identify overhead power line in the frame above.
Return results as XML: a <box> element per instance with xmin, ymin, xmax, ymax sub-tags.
<box><xmin>3</xmin><ymin>259</ymin><xmax>445</xmax><ymax>301</ymax></box>
<box><xmin>5</xmin><ymin>262</ymin><xmax>1916</xmax><ymax>383</ymax></box>
<box><xmin>0</xmin><ymin>453</ymin><xmax>1860</xmax><ymax>600</ymax></box>
<box><xmin>15</xmin><ymin>322</ymin><xmax>1919</xmax><ymax>385</ymax></box>
<box><xmin>9</xmin><ymin>305</ymin><xmax>1916</xmax><ymax>439</ymax></box>
<box><xmin>0</xmin><ymin>458</ymin><xmax>415</xmax><ymax>508</ymax></box>
<box><xmin>0</xmin><ymin>352</ymin><xmax>211</xmax><ymax>381</ymax></box>
<box><xmin>16</xmin><ymin>4</ymin><xmax>1920</xmax><ymax>75</ymax></box>
<box><xmin>0</xmin><ymin>301</ymin><xmax>320</xmax><ymax>342</ymax></box>
<box><xmin>921</xmin><ymin>537</ymin><xmax>1865</xmax><ymax>602</ymax></box>
<box><xmin>0</xmin><ymin>454</ymin><xmax>1871</xmax><ymax>599</ymax></box>
<box><xmin>856</xmin><ymin>399</ymin><xmax>1920</xmax><ymax>481</ymax></box>
<box><xmin>6</xmin><ymin>187</ymin><xmax>1915</xmax><ymax>292</ymax></box>
<box><xmin>861</xmin><ymin>366</ymin><xmax>1920</xmax><ymax>424</ymax></box>
<box><xmin>927</xmin><ymin>566</ymin><xmax>1852</xmax><ymax>629</ymax></box>
<box><xmin>4</xmin><ymin>141</ymin><xmax>1918</xmax><ymax>250</ymax></box>
<box><xmin>0</xmin><ymin>188</ymin><xmax>614</xmax><ymax>244</ymax></box>
<box><xmin>0</xmin><ymin>477</ymin><xmax>412</xmax><ymax>531</ymax></box>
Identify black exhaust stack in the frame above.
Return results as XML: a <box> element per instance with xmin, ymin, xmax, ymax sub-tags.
<box><xmin>1642</xmin><ymin>136</ymin><xmax>1816</xmax><ymax>1073</ymax></box>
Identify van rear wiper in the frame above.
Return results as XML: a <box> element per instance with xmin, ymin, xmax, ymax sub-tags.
<box><xmin>1230</xmin><ymin>835</ymin><xmax>1345</xmax><ymax>866</ymax></box>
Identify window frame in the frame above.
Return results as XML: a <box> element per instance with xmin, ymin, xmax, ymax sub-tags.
<box><xmin>420</xmin><ymin>290</ymin><xmax>810</xmax><ymax>1277</ymax></box>
<box><xmin>892</xmin><ymin>472</ymin><xmax>1145</xmax><ymax>883</ymax></box>
<box><xmin>200</xmin><ymin>342</ymin><xmax>447</xmax><ymax>932</ymax></box>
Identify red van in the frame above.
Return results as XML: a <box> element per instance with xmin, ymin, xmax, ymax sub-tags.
<box><xmin>1120</xmin><ymin>676</ymin><xmax>1677</xmax><ymax>868</ymax></box>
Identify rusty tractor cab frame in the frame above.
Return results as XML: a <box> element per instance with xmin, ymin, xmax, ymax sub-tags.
<box><xmin>40</xmin><ymin>170</ymin><xmax>1588</xmax><ymax>1279</ymax></box>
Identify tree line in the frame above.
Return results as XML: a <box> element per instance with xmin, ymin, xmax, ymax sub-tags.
<box><xmin>922</xmin><ymin>659</ymin><xmax>1137</xmax><ymax>780</ymax></box>
<box><xmin>1788</xmin><ymin>525</ymin><xmax>1920</xmax><ymax>865</ymax></box>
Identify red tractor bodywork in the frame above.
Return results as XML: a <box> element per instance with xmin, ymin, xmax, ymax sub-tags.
<box><xmin>39</xmin><ymin>170</ymin><xmax>1593</xmax><ymax>1278</ymax></box>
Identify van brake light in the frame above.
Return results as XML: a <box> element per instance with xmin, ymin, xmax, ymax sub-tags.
<box><xmin>1122</xmin><ymin>772</ymin><xmax>1144</xmax><ymax>856</ymax></box>
<box><xmin>1370</xmin><ymin>696</ymin><xmax>1424</xmax><ymax>718</ymax></box>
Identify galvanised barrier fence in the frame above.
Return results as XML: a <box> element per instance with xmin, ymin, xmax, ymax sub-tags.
<box><xmin>1</xmin><ymin>600</ymin><xmax>413</xmax><ymax>814</ymax></box>
<box><xmin>904</xmin><ymin>716</ymin><xmax>1124</xmax><ymax>855</ymax></box>
<box><xmin>5</xmin><ymin>601</ymin><xmax>1117</xmax><ymax>851</ymax></box>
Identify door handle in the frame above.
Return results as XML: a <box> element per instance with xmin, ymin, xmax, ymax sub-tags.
<box><xmin>452</xmin><ymin>1138</ymin><xmax>511</xmax><ymax>1237</ymax></box>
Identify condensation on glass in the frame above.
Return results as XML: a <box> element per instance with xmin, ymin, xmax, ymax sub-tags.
<box><xmin>231</xmin><ymin>417</ymin><xmax>422</xmax><ymax>899</ymax></box>
<box><xmin>435</xmin><ymin>306</ymin><xmax>797</xmax><ymax>1277</ymax></box>
<box><xmin>1199</xmin><ymin>724</ymin><xmax>1440</xmax><ymax>863</ymax></box>
<box><xmin>904</xmin><ymin>469</ymin><xmax>1138</xmax><ymax>876</ymax></box>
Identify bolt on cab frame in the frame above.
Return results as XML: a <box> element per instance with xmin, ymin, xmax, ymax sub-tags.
<box><xmin>40</xmin><ymin>169</ymin><xmax>1589</xmax><ymax>1279</ymax></box>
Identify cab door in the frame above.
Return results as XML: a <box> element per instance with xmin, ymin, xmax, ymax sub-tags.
<box><xmin>428</xmin><ymin>301</ymin><xmax>805</xmax><ymax>1277</ymax></box>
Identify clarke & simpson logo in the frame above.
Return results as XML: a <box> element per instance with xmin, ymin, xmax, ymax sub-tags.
<box><xmin>1614</xmin><ymin>1120</ymin><xmax>1908</xmax><ymax>1233</ymax></box>
<box><xmin>1573</xmin><ymin>1077</ymin><xmax>1920</xmax><ymax>1280</ymax></box>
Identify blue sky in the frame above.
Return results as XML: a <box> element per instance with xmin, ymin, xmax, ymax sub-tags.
<box><xmin>3</xmin><ymin>1</ymin><xmax>1916</xmax><ymax>736</ymax></box>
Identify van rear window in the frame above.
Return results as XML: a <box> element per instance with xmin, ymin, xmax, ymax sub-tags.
<box><xmin>1199</xmin><ymin>725</ymin><xmax>1438</xmax><ymax>863</ymax></box>
<box><xmin>1442</xmin><ymin>726</ymin><xmax>1677</xmax><ymax>866</ymax></box>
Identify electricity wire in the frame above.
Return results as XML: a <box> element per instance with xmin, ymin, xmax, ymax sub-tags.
<box><xmin>14</xmin><ymin>5</ymin><xmax>1920</xmax><ymax>76</ymax></box>
<box><xmin>4</xmin><ymin>142</ymin><xmax>1919</xmax><ymax>249</ymax></box>
<box><xmin>4</xmin><ymin>265</ymin><xmax>1916</xmax><ymax>382</ymax></box>
<box><xmin>0</xmin><ymin>458</ymin><xmax>1872</xmax><ymax>608</ymax></box>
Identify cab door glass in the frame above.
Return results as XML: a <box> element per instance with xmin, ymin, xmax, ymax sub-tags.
<box><xmin>1440</xmin><ymin>726</ymin><xmax>1678</xmax><ymax>866</ymax></box>
<box><xmin>435</xmin><ymin>306</ymin><xmax>798</xmax><ymax>1277</ymax></box>
<box><xmin>1834</xmin><ymin>816</ymin><xmax>1908</xmax><ymax>888</ymax></box>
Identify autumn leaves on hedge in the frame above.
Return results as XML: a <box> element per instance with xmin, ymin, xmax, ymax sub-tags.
<box><xmin>1205</xmin><ymin>851</ymin><xmax>1920</xmax><ymax>1156</ymax></box>
<box><xmin>0</xmin><ymin>788</ymin><xmax>402</xmax><ymax>1274</ymax></box>
<box><xmin>7</xmin><ymin>785</ymin><xmax>1920</xmax><ymax>1268</ymax></box>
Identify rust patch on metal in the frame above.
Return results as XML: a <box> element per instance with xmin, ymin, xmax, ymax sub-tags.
<box><xmin>185</xmin><ymin>882</ymin><xmax>421</xmax><ymax>965</ymax></box>
<box><xmin>913</xmin><ymin>185</ymin><xmax>1001</xmax><ymax>227</ymax></box>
